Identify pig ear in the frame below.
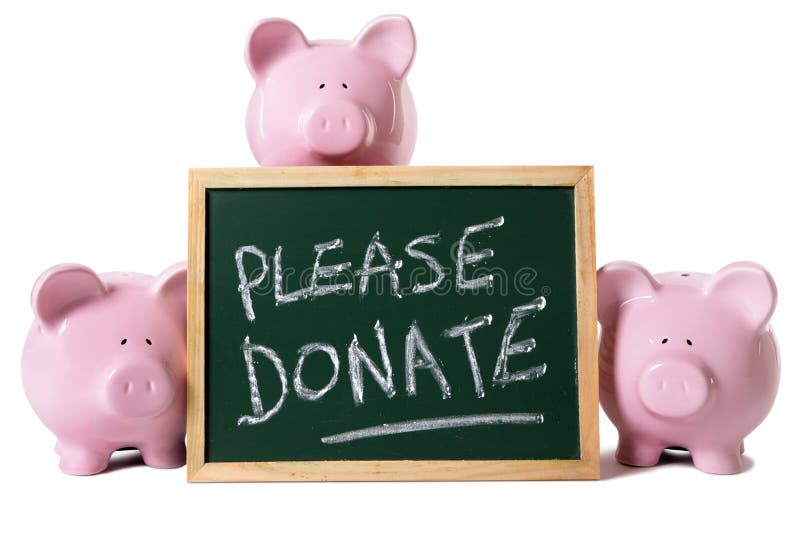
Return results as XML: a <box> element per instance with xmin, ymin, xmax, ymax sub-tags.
<box><xmin>352</xmin><ymin>15</ymin><xmax>416</xmax><ymax>79</ymax></box>
<box><xmin>152</xmin><ymin>262</ymin><xmax>187</xmax><ymax>331</ymax></box>
<box><xmin>246</xmin><ymin>18</ymin><xmax>309</xmax><ymax>80</ymax></box>
<box><xmin>32</xmin><ymin>264</ymin><xmax>107</xmax><ymax>332</ymax></box>
<box><xmin>597</xmin><ymin>261</ymin><xmax>659</xmax><ymax>326</ymax></box>
<box><xmin>707</xmin><ymin>262</ymin><xmax>777</xmax><ymax>330</ymax></box>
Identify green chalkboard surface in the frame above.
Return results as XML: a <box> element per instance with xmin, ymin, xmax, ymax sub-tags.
<box><xmin>188</xmin><ymin>167</ymin><xmax>598</xmax><ymax>481</ymax></box>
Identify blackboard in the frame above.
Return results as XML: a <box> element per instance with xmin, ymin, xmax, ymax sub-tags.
<box><xmin>188</xmin><ymin>166</ymin><xmax>598</xmax><ymax>481</ymax></box>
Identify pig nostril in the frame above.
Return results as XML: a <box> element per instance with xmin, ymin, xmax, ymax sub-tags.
<box><xmin>124</xmin><ymin>382</ymin><xmax>133</xmax><ymax>394</ymax></box>
<box><xmin>146</xmin><ymin>380</ymin><xmax>154</xmax><ymax>392</ymax></box>
<box><xmin>660</xmin><ymin>380</ymin><xmax>667</xmax><ymax>391</ymax></box>
<box><xmin>682</xmin><ymin>380</ymin><xmax>689</xmax><ymax>393</ymax></box>
<box><xmin>322</xmin><ymin>119</ymin><xmax>329</xmax><ymax>130</ymax></box>
<box><xmin>342</xmin><ymin>118</ymin><xmax>349</xmax><ymax>129</ymax></box>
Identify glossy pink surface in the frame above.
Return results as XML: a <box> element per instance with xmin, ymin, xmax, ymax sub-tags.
<box><xmin>245</xmin><ymin>15</ymin><xmax>417</xmax><ymax>166</ymax></box>
<box><xmin>21</xmin><ymin>263</ymin><xmax>187</xmax><ymax>475</ymax></box>
<box><xmin>598</xmin><ymin>261</ymin><xmax>780</xmax><ymax>474</ymax></box>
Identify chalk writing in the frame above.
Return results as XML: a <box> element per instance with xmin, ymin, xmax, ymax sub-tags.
<box><xmin>320</xmin><ymin>413</ymin><xmax>544</xmax><ymax>444</ymax></box>
<box><xmin>231</xmin><ymin>216</ymin><xmax>551</xmax><ymax>442</ymax></box>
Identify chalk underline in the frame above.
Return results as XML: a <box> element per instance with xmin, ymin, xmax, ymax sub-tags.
<box><xmin>320</xmin><ymin>412</ymin><xmax>544</xmax><ymax>445</ymax></box>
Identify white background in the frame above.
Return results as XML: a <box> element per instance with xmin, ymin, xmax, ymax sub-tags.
<box><xmin>1</xmin><ymin>0</ymin><xmax>798</xmax><ymax>532</ymax></box>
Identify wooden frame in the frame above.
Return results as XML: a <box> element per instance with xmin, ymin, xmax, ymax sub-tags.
<box><xmin>187</xmin><ymin>166</ymin><xmax>598</xmax><ymax>481</ymax></box>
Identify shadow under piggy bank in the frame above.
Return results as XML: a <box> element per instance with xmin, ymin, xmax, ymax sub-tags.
<box><xmin>601</xmin><ymin>448</ymin><xmax>755</xmax><ymax>480</ymax></box>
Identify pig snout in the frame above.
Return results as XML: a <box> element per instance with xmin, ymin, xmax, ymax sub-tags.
<box><xmin>303</xmin><ymin>101</ymin><xmax>368</xmax><ymax>156</ymax></box>
<box><xmin>106</xmin><ymin>360</ymin><xmax>175</xmax><ymax>418</ymax></box>
<box><xmin>638</xmin><ymin>360</ymin><xmax>711</xmax><ymax>418</ymax></box>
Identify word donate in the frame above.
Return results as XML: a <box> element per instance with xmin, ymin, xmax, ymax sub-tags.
<box><xmin>188</xmin><ymin>166</ymin><xmax>598</xmax><ymax>481</ymax></box>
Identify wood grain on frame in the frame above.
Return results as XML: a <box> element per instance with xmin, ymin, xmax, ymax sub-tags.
<box><xmin>187</xmin><ymin>166</ymin><xmax>598</xmax><ymax>482</ymax></box>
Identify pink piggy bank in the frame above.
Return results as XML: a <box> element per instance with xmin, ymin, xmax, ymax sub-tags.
<box><xmin>245</xmin><ymin>15</ymin><xmax>417</xmax><ymax>166</ymax></box>
<box><xmin>598</xmin><ymin>261</ymin><xmax>779</xmax><ymax>474</ymax></box>
<box><xmin>21</xmin><ymin>263</ymin><xmax>187</xmax><ymax>475</ymax></box>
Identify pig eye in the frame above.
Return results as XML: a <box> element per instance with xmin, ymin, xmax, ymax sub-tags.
<box><xmin>146</xmin><ymin>338</ymin><xmax>152</xmax><ymax>346</ymax></box>
<box><xmin>319</xmin><ymin>83</ymin><xmax>325</xmax><ymax>89</ymax></box>
<box><xmin>342</xmin><ymin>83</ymin><xmax>348</xmax><ymax>89</ymax></box>
<box><xmin>120</xmin><ymin>338</ymin><xmax>127</xmax><ymax>345</ymax></box>
<box><xmin>661</xmin><ymin>338</ymin><xmax>668</xmax><ymax>344</ymax></box>
<box><xmin>686</xmin><ymin>339</ymin><xmax>693</xmax><ymax>346</ymax></box>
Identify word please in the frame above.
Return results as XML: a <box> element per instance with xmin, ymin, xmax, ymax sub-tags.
<box><xmin>235</xmin><ymin>216</ymin><xmax>505</xmax><ymax>321</ymax></box>
<box><xmin>237</xmin><ymin>297</ymin><xmax>547</xmax><ymax>426</ymax></box>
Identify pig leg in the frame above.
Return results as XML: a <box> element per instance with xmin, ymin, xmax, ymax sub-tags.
<box><xmin>56</xmin><ymin>441</ymin><xmax>112</xmax><ymax>475</ymax></box>
<box><xmin>615</xmin><ymin>435</ymin><xmax>664</xmax><ymax>467</ymax></box>
<box><xmin>140</xmin><ymin>439</ymin><xmax>186</xmax><ymax>469</ymax></box>
<box><xmin>690</xmin><ymin>445</ymin><xmax>744</xmax><ymax>474</ymax></box>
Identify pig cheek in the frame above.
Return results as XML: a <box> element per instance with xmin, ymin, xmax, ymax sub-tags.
<box><xmin>43</xmin><ymin>343</ymin><xmax>108</xmax><ymax>422</ymax></box>
<box><xmin>613</xmin><ymin>336</ymin><xmax>664</xmax><ymax>413</ymax></box>
<box><xmin>136</xmin><ymin>314</ymin><xmax>183</xmax><ymax>363</ymax></box>
<box><xmin>263</xmin><ymin>84</ymin><xmax>314</xmax><ymax>140</ymax></box>
<box><xmin>358</xmin><ymin>82</ymin><xmax>403</xmax><ymax>143</ymax></box>
<box><xmin>68</xmin><ymin>343</ymin><xmax>123</xmax><ymax>415</ymax></box>
<box><xmin>149</xmin><ymin>324</ymin><xmax>187</xmax><ymax>388</ymax></box>
<box><xmin>160</xmin><ymin>339</ymin><xmax>187</xmax><ymax>381</ymax></box>
<box><xmin>709</xmin><ymin>338</ymin><xmax>756</xmax><ymax>394</ymax></box>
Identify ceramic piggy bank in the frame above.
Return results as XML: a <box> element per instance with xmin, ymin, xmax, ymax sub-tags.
<box><xmin>244</xmin><ymin>15</ymin><xmax>417</xmax><ymax>166</ymax></box>
<box><xmin>21</xmin><ymin>263</ymin><xmax>187</xmax><ymax>475</ymax></box>
<box><xmin>598</xmin><ymin>261</ymin><xmax>779</xmax><ymax>474</ymax></box>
